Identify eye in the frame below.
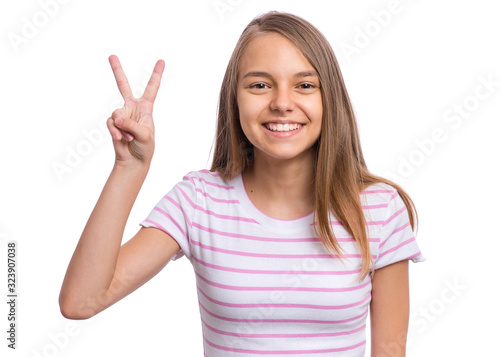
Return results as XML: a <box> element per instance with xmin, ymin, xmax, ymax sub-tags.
<box><xmin>249</xmin><ymin>83</ymin><xmax>270</xmax><ymax>89</ymax></box>
<box><xmin>298</xmin><ymin>83</ymin><xmax>316</xmax><ymax>89</ymax></box>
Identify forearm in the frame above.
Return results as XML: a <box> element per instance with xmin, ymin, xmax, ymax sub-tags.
<box><xmin>59</xmin><ymin>161</ymin><xmax>149</xmax><ymax>316</ymax></box>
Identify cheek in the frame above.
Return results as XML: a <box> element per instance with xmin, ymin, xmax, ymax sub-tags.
<box><xmin>301</xmin><ymin>97</ymin><xmax>323</xmax><ymax>123</ymax></box>
<box><xmin>237</xmin><ymin>93</ymin><xmax>264</xmax><ymax>126</ymax></box>
<box><xmin>312</xmin><ymin>96</ymin><xmax>324</xmax><ymax>118</ymax></box>
<box><xmin>236</xmin><ymin>92</ymin><xmax>248</xmax><ymax>119</ymax></box>
<box><xmin>304</xmin><ymin>97</ymin><xmax>323</xmax><ymax>139</ymax></box>
<box><xmin>236</xmin><ymin>96</ymin><xmax>255</xmax><ymax>139</ymax></box>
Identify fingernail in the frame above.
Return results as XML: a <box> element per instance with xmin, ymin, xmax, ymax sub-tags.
<box><xmin>126</xmin><ymin>133</ymin><xmax>134</xmax><ymax>141</ymax></box>
<box><xmin>116</xmin><ymin>118</ymin><xmax>123</xmax><ymax>126</ymax></box>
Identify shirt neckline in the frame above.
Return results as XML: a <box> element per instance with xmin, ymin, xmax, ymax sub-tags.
<box><xmin>232</xmin><ymin>171</ymin><xmax>315</xmax><ymax>231</ymax></box>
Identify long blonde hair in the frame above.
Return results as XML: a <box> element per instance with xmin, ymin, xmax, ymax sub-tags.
<box><xmin>210</xmin><ymin>11</ymin><xmax>417</xmax><ymax>281</ymax></box>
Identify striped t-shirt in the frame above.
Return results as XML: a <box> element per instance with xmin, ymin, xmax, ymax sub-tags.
<box><xmin>141</xmin><ymin>169</ymin><xmax>425</xmax><ymax>356</ymax></box>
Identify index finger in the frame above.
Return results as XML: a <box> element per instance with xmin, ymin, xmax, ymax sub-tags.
<box><xmin>142</xmin><ymin>59</ymin><xmax>165</xmax><ymax>102</ymax></box>
<box><xmin>108</xmin><ymin>55</ymin><xmax>134</xmax><ymax>101</ymax></box>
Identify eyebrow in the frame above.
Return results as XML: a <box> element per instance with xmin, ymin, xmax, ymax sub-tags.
<box><xmin>241</xmin><ymin>70</ymin><xmax>318</xmax><ymax>80</ymax></box>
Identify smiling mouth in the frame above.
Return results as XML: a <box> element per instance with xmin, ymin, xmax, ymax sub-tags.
<box><xmin>263</xmin><ymin>122</ymin><xmax>304</xmax><ymax>132</ymax></box>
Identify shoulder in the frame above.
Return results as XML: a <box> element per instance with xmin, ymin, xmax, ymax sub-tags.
<box><xmin>359</xmin><ymin>181</ymin><xmax>407</xmax><ymax>228</ymax></box>
<box><xmin>181</xmin><ymin>169</ymin><xmax>237</xmax><ymax>190</ymax></box>
<box><xmin>360</xmin><ymin>181</ymin><xmax>399</xmax><ymax>206</ymax></box>
<box><xmin>179</xmin><ymin>169</ymin><xmax>241</xmax><ymax>205</ymax></box>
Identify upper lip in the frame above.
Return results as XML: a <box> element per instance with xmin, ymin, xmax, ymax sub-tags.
<box><xmin>262</xmin><ymin>120</ymin><xmax>305</xmax><ymax>125</ymax></box>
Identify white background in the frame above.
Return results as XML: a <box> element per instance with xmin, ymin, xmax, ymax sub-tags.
<box><xmin>1</xmin><ymin>0</ymin><xmax>499</xmax><ymax>356</ymax></box>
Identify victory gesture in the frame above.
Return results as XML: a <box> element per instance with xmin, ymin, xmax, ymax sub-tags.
<box><xmin>107</xmin><ymin>55</ymin><xmax>165</xmax><ymax>165</ymax></box>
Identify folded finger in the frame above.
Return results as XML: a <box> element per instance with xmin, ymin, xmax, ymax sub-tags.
<box><xmin>107</xmin><ymin>117</ymin><xmax>123</xmax><ymax>141</ymax></box>
<box><xmin>114</xmin><ymin>117</ymin><xmax>150</xmax><ymax>142</ymax></box>
<box><xmin>107</xmin><ymin>117</ymin><xmax>135</xmax><ymax>142</ymax></box>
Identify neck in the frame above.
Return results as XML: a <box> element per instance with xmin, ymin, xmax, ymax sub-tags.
<box><xmin>242</xmin><ymin>148</ymin><xmax>317</xmax><ymax>219</ymax></box>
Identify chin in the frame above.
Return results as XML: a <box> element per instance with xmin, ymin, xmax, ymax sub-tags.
<box><xmin>254</xmin><ymin>145</ymin><xmax>317</xmax><ymax>163</ymax></box>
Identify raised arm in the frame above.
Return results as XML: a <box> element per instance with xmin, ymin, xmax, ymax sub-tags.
<box><xmin>59</xmin><ymin>55</ymin><xmax>180</xmax><ymax>319</ymax></box>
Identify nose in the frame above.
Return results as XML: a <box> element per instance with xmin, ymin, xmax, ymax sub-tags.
<box><xmin>269</xmin><ymin>87</ymin><xmax>295</xmax><ymax>113</ymax></box>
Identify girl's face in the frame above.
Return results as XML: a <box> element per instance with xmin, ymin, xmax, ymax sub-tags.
<box><xmin>237</xmin><ymin>33</ymin><xmax>323</xmax><ymax>164</ymax></box>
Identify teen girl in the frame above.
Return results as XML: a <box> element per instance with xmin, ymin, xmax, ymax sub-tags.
<box><xmin>60</xmin><ymin>11</ymin><xmax>424</xmax><ymax>356</ymax></box>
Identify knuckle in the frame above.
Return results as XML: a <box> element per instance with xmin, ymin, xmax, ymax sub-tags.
<box><xmin>106</xmin><ymin>117</ymin><xmax>115</xmax><ymax>128</ymax></box>
<box><xmin>116</xmin><ymin>79</ymin><xmax>129</xmax><ymax>87</ymax></box>
<box><xmin>144</xmin><ymin>129</ymin><xmax>155</xmax><ymax>143</ymax></box>
<box><xmin>111</xmin><ymin>109</ymin><xmax>124</xmax><ymax>119</ymax></box>
<box><xmin>120</xmin><ymin>117</ymin><xmax>133</xmax><ymax>128</ymax></box>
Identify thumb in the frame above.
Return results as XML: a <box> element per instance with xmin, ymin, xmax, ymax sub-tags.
<box><xmin>115</xmin><ymin>117</ymin><xmax>152</xmax><ymax>142</ymax></box>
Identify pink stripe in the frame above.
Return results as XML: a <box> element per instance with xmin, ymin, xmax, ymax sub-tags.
<box><xmin>390</xmin><ymin>221</ymin><xmax>411</xmax><ymax>237</ymax></box>
<box><xmin>405</xmin><ymin>251</ymin><xmax>423</xmax><ymax>260</ymax></box>
<box><xmin>162</xmin><ymin>196</ymin><xmax>192</xmax><ymax>227</ymax></box>
<box><xmin>142</xmin><ymin>219</ymin><xmax>186</xmax><ymax>256</ymax></box>
<box><xmin>389</xmin><ymin>190</ymin><xmax>399</xmax><ymax>201</ymax></box>
<box><xmin>360</xmin><ymin>189</ymin><xmax>392</xmax><ymax>194</ymax></box>
<box><xmin>313</xmin><ymin>220</ymin><xmax>384</xmax><ymax>226</ymax></box>
<box><xmin>199</xmin><ymin>169</ymin><xmax>220</xmax><ymax>177</ymax></box>
<box><xmin>176</xmin><ymin>186</ymin><xmax>257</xmax><ymax>223</ymax></box>
<box><xmin>199</xmin><ymin>301</ymin><xmax>369</xmax><ymax>324</ymax></box>
<box><xmin>337</xmin><ymin>237</ymin><xmax>381</xmax><ymax>243</ymax></box>
<box><xmin>196</xmin><ymin>272</ymin><xmax>371</xmax><ymax>292</ymax></box>
<box><xmin>185</xmin><ymin>175</ymin><xmax>234</xmax><ymax>190</ymax></box>
<box><xmin>379</xmin><ymin>221</ymin><xmax>411</xmax><ymax>249</ymax></box>
<box><xmin>203</xmin><ymin>336</ymin><xmax>366</xmax><ymax>354</ymax></box>
<box><xmin>152</xmin><ymin>207</ymin><xmax>189</xmax><ymax>242</ymax></box>
<box><xmin>175</xmin><ymin>186</ymin><xmax>196</xmax><ymax>207</ymax></box>
<box><xmin>379</xmin><ymin>237</ymin><xmax>416</xmax><ymax>258</ymax></box>
<box><xmin>193</xmin><ymin>223</ymin><xmax>320</xmax><ymax>243</ymax></box>
<box><xmin>191</xmin><ymin>239</ymin><xmax>377</xmax><ymax>259</ymax></box>
<box><xmin>383</xmin><ymin>206</ymin><xmax>405</xmax><ymax>227</ymax></box>
<box><xmin>366</xmin><ymin>220</ymin><xmax>384</xmax><ymax>226</ymax></box>
<box><xmin>195</xmin><ymin>188</ymin><xmax>239</xmax><ymax>204</ymax></box>
<box><xmin>192</xmin><ymin>256</ymin><xmax>361</xmax><ymax>275</ymax></box>
<box><xmin>197</xmin><ymin>286</ymin><xmax>372</xmax><ymax>309</ymax></box>
<box><xmin>201</xmin><ymin>315</ymin><xmax>366</xmax><ymax>338</ymax></box>
<box><xmin>195</xmin><ymin>210</ymin><xmax>258</xmax><ymax>223</ymax></box>
<box><xmin>143</xmin><ymin>219</ymin><xmax>171</xmax><ymax>235</ymax></box>
<box><xmin>362</xmin><ymin>203</ymin><xmax>389</xmax><ymax>209</ymax></box>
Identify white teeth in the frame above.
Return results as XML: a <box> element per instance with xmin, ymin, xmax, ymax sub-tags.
<box><xmin>265</xmin><ymin>123</ymin><xmax>303</xmax><ymax>132</ymax></box>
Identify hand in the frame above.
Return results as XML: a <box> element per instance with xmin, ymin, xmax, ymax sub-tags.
<box><xmin>106</xmin><ymin>55</ymin><xmax>165</xmax><ymax>166</ymax></box>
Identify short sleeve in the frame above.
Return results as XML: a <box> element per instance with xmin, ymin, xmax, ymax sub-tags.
<box><xmin>140</xmin><ymin>174</ymin><xmax>197</xmax><ymax>261</ymax></box>
<box><xmin>374</xmin><ymin>190</ymin><xmax>425</xmax><ymax>270</ymax></box>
